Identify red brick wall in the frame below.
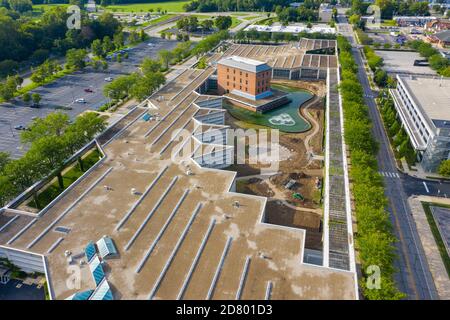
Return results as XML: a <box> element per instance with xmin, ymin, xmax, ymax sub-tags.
<box><xmin>217</xmin><ymin>64</ymin><xmax>271</xmax><ymax>97</ymax></box>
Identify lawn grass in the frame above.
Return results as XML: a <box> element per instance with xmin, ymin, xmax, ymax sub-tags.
<box><xmin>105</xmin><ymin>1</ymin><xmax>190</xmax><ymax>13</ymax></box>
<box><xmin>33</xmin><ymin>4</ymin><xmax>69</xmax><ymax>12</ymax></box>
<box><xmin>230</xmin><ymin>16</ymin><xmax>241</xmax><ymax>28</ymax></box>
<box><xmin>381</xmin><ymin>19</ymin><xmax>397</xmax><ymax>27</ymax></box>
<box><xmin>27</xmin><ymin>149</ymin><xmax>102</xmax><ymax>209</ymax></box>
<box><xmin>422</xmin><ymin>202</ymin><xmax>450</xmax><ymax>278</ymax></box>
<box><xmin>126</xmin><ymin>14</ymin><xmax>176</xmax><ymax>30</ymax></box>
<box><xmin>243</xmin><ymin>15</ymin><xmax>260</xmax><ymax>21</ymax></box>
<box><xmin>255</xmin><ymin>17</ymin><xmax>278</xmax><ymax>25</ymax></box>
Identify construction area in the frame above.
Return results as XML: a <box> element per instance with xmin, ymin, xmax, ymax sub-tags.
<box><xmin>225</xmin><ymin>79</ymin><xmax>326</xmax><ymax>251</ymax></box>
<box><xmin>0</xmin><ymin>39</ymin><xmax>356</xmax><ymax>300</ymax></box>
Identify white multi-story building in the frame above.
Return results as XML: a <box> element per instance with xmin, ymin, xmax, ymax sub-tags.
<box><xmin>390</xmin><ymin>75</ymin><xmax>450</xmax><ymax>172</ymax></box>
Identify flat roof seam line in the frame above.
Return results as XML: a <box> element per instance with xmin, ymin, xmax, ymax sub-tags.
<box><xmin>124</xmin><ymin>183</ymin><xmax>186</xmax><ymax>252</ymax></box>
<box><xmin>26</xmin><ymin>167</ymin><xmax>114</xmax><ymax>249</ymax></box>
<box><xmin>206</xmin><ymin>236</ymin><xmax>233</xmax><ymax>300</ymax></box>
<box><xmin>144</xmin><ymin>92</ymin><xmax>197</xmax><ymax>138</ymax></box>
<box><xmin>170</xmin><ymin>70</ymin><xmax>207</xmax><ymax>102</ymax></box>
<box><xmin>159</xmin><ymin>110</ymin><xmax>199</xmax><ymax>156</ymax></box>
<box><xmin>147</xmin><ymin>201</ymin><xmax>202</xmax><ymax>300</ymax></box>
<box><xmin>115</xmin><ymin>166</ymin><xmax>168</xmax><ymax>231</ymax></box>
<box><xmin>150</xmin><ymin>105</ymin><xmax>194</xmax><ymax>146</ymax></box>
<box><xmin>103</xmin><ymin>108</ymin><xmax>146</xmax><ymax>147</ymax></box>
<box><xmin>235</xmin><ymin>256</ymin><xmax>251</xmax><ymax>300</ymax></box>
<box><xmin>6</xmin><ymin>218</ymin><xmax>37</xmax><ymax>245</ymax></box>
<box><xmin>46</xmin><ymin>237</ymin><xmax>64</xmax><ymax>254</ymax></box>
<box><xmin>0</xmin><ymin>215</ymin><xmax>19</xmax><ymax>233</ymax></box>
<box><xmin>177</xmin><ymin>218</ymin><xmax>216</xmax><ymax>300</ymax></box>
<box><xmin>134</xmin><ymin>176</ymin><xmax>183</xmax><ymax>274</ymax></box>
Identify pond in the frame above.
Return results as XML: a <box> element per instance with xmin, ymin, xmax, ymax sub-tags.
<box><xmin>225</xmin><ymin>84</ymin><xmax>313</xmax><ymax>133</ymax></box>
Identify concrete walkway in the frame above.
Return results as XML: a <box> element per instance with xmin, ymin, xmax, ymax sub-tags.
<box><xmin>408</xmin><ymin>195</ymin><xmax>450</xmax><ymax>299</ymax></box>
<box><xmin>301</xmin><ymin>95</ymin><xmax>324</xmax><ymax>166</ymax></box>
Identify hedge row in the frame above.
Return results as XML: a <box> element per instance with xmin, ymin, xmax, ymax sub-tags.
<box><xmin>337</xmin><ymin>35</ymin><xmax>405</xmax><ymax>300</ymax></box>
<box><xmin>377</xmin><ymin>91</ymin><xmax>417</xmax><ymax>166</ymax></box>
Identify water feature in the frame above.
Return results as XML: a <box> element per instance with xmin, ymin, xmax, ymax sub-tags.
<box><xmin>225</xmin><ymin>84</ymin><xmax>313</xmax><ymax>133</ymax></box>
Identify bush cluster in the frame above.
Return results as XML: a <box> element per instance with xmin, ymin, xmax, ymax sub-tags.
<box><xmin>337</xmin><ymin>35</ymin><xmax>405</xmax><ymax>300</ymax></box>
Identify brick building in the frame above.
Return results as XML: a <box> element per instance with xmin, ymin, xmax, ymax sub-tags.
<box><xmin>217</xmin><ymin>56</ymin><xmax>273</xmax><ymax>101</ymax></box>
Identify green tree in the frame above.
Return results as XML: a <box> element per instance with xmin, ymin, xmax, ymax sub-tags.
<box><xmin>439</xmin><ymin>159</ymin><xmax>450</xmax><ymax>177</ymax></box>
<box><xmin>374</xmin><ymin>69</ymin><xmax>388</xmax><ymax>87</ymax></box>
<box><xmin>158</xmin><ymin>49</ymin><xmax>173</xmax><ymax>70</ymax></box>
<box><xmin>0</xmin><ymin>76</ymin><xmax>17</xmax><ymax>101</ymax></box>
<box><xmin>102</xmin><ymin>36</ymin><xmax>114</xmax><ymax>54</ymax></box>
<box><xmin>103</xmin><ymin>74</ymin><xmax>138</xmax><ymax>100</ymax></box>
<box><xmin>201</xmin><ymin>19</ymin><xmax>214</xmax><ymax>31</ymax></box>
<box><xmin>4</xmin><ymin>151</ymin><xmax>43</xmax><ymax>194</ymax></box>
<box><xmin>0</xmin><ymin>175</ymin><xmax>15</xmax><ymax>206</ymax></box>
<box><xmin>28</xmin><ymin>135</ymin><xmax>68</xmax><ymax>189</ymax></box>
<box><xmin>31</xmin><ymin>93</ymin><xmax>41</xmax><ymax>107</ymax></box>
<box><xmin>21</xmin><ymin>112</ymin><xmax>70</xmax><ymax>144</ymax></box>
<box><xmin>91</xmin><ymin>39</ymin><xmax>104</xmax><ymax>57</ymax></box>
<box><xmin>65</xmin><ymin>49</ymin><xmax>87</xmax><ymax>70</ymax></box>
<box><xmin>22</xmin><ymin>92</ymin><xmax>31</xmax><ymax>105</ymax></box>
<box><xmin>349</xmin><ymin>14</ymin><xmax>361</xmax><ymax>26</ymax></box>
<box><xmin>7</xmin><ymin>0</ymin><xmax>32</xmax><ymax>13</ymax></box>
<box><xmin>0</xmin><ymin>152</ymin><xmax>10</xmax><ymax>172</ymax></box>
<box><xmin>140</xmin><ymin>58</ymin><xmax>161</xmax><ymax>74</ymax></box>
<box><xmin>130</xmin><ymin>72</ymin><xmax>165</xmax><ymax>102</ymax></box>
<box><xmin>214</xmin><ymin>16</ymin><xmax>232</xmax><ymax>30</ymax></box>
<box><xmin>113</xmin><ymin>32</ymin><xmax>124</xmax><ymax>49</ymax></box>
<box><xmin>197</xmin><ymin>56</ymin><xmax>207</xmax><ymax>69</ymax></box>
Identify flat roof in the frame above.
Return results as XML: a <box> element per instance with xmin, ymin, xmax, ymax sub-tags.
<box><xmin>245</xmin><ymin>24</ymin><xmax>336</xmax><ymax>35</ymax></box>
<box><xmin>0</xmin><ymin>43</ymin><xmax>355</xmax><ymax>300</ymax></box>
<box><xmin>375</xmin><ymin>50</ymin><xmax>436</xmax><ymax>76</ymax></box>
<box><xmin>218</xmin><ymin>56</ymin><xmax>271</xmax><ymax>73</ymax></box>
<box><xmin>223</xmin><ymin>39</ymin><xmax>337</xmax><ymax>70</ymax></box>
<box><xmin>399</xmin><ymin>75</ymin><xmax>450</xmax><ymax>124</ymax></box>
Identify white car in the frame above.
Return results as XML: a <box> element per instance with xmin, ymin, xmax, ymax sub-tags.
<box><xmin>75</xmin><ymin>98</ymin><xmax>86</xmax><ymax>103</ymax></box>
<box><xmin>104</xmin><ymin>77</ymin><xmax>113</xmax><ymax>82</ymax></box>
<box><xmin>147</xmin><ymin>43</ymin><xmax>155</xmax><ymax>47</ymax></box>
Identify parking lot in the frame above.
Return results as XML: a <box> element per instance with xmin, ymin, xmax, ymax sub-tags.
<box><xmin>0</xmin><ymin>37</ymin><xmax>178</xmax><ymax>159</ymax></box>
<box><xmin>375</xmin><ymin>50</ymin><xmax>437</xmax><ymax>76</ymax></box>
<box><xmin>0</xmin><ymin>279</ymin><xmax>45</xmax><ymax>300</ymax></box>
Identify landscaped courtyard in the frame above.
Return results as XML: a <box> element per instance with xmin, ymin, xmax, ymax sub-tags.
<box><xmin>225</xmin><ymin>84</ymin><xmax>313</xmax><ymax>133</ymax></box>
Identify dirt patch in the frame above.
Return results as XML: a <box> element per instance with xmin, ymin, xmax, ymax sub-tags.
<box><xmin>236</xmin><ymin>178</ymin><xmax>275</xmax><ymax>198</ymax></box>
<box><xmin>265</xmin><ymin>201</ymin><xmax>322</xmax><ymax>250</ymax></box>
<box><xmin>224</xmin><ymin>79</ymin><xmax>326</xmax><ymax>251</ymax></box>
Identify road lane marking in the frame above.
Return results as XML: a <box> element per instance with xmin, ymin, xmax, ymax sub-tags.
<box><xmin>423</xmin><ymin>182</ymin><xmax>430</xmax><ymax>193</ymax></box>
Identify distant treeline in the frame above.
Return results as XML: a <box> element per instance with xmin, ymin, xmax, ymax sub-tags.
<box><xmin>0</xmin><ymin>6</ymin><xmax>121</xmax><ymax>75</ymax></box>
<box><xmin>184</xmin><ymin>0</ymin><xmax>293</xmax><ymax>12</ymax></box>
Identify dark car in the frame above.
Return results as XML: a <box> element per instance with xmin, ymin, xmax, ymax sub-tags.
<box><xmin>14</xmin><ymin>125</ymin><xmax>27</xmax><ymax>130</ymax></box>
<box><xmin>84</xmin><ymin>88</ymin><xmax>94</xmax><ymax>93</ymax></box>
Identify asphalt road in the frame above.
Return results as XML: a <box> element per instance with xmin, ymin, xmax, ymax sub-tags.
<box><xmin>0</xmin><ymin>37</ymin><xmax>178</xmax><ymax>159</ymax></box>
<box><xmin>337</xmin><ymin>15</ymin><xmax>440</xmax><ymax>300</ymax></box>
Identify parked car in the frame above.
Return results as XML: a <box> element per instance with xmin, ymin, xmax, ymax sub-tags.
<box><xmin>75</xmin><ymin>98</ymin><xmax>86</xmax><ymax>103</ymax></box>
<box><xmin>104</xmin><ymin>77</ymin><xmax>113</xmax><ymax>82</ymax></box>
<box><xmin>14</xmin><ymin>125</ymin><xmax>27</xmax><ymax>130</ymax></box>
<box><xmin>84</xmin><ymin>88</ymin><xmax>94</xmax><ymax>93</ymax></box>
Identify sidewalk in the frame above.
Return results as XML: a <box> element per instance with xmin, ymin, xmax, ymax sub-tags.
<box><xmin>399</xmin><ymin>158</ymin><xmax>449</xmax><ymax>181</ymax></box>
<box><xmin>408</xmin><ymin>196</ymin><xmax>450</xmax><ymax>299</ymax></box>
